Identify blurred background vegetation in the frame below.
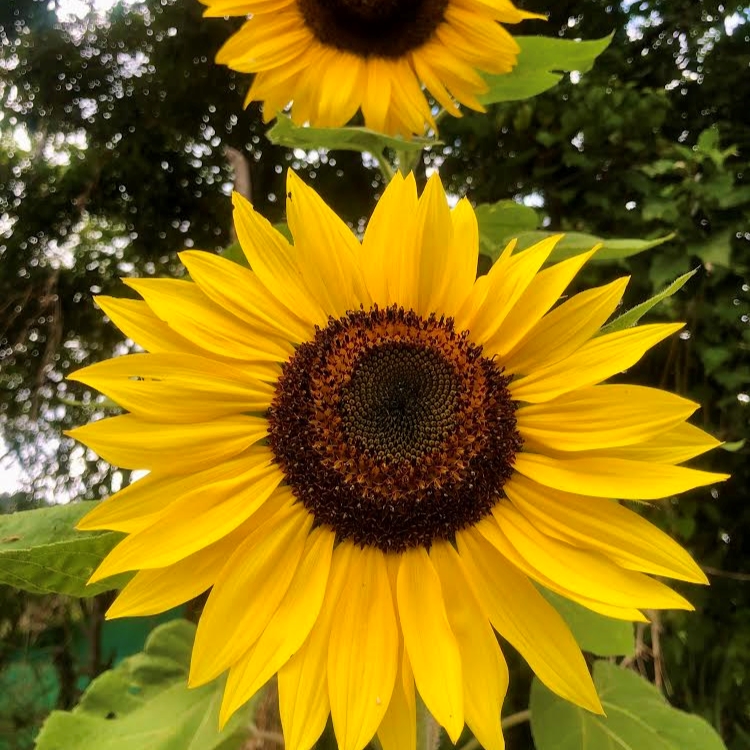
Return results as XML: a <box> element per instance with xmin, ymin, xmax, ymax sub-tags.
<box><xmin>0</xmin><ymin>0</ymin><xmax>748</xmax><ymax>748</ymax></box>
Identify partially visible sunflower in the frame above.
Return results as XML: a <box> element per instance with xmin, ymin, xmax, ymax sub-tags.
<box><xmin>69</xmin><ymin>171</ymin><xmax>727</xmax><ymax>750</ymax></box>
<box><xmin>201</xmin><ymin>0</ymin><xmax>543</xmax><ymax>136</ymax></box>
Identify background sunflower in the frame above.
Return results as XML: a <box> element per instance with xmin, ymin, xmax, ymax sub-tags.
<box><xmin>201</xmin><ymin>0</ymin><xmax>543</xmax><ymax>135</ymax></box>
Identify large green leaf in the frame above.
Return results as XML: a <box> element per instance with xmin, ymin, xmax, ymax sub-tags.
<box><xmin>266</xmin><ymin>114</ymin><xmax>433</xmax><ymax>154</ymax></box>
<box><xmin>35</xmin><ymin>620</ymin><xmax>257</xmax><ymax>750</ymax></box>
<box><xmin>0</xmin><ymin>502</ymin><xmax>124</xmax><ymax>596</ymax></box>
<box><xmin>480</xmin><ymin>35</ymin><xmax>613</xmax><ymax>105</ymax></box>
<box><xmin>511</xmin><ymin>231</ymin><xmax>675</xmax><ymax>263</ymax></box>
<box><xmin>601</xmin><ymin>268</ymin><xmax>698</xmax><ymax>334</ymax></box>
<box><xmin>530</xmin><ymin>661</ymin><xmax>727</xmax><ymax>750</ymax></box>
<box><xmin>539</xmin><ymin>588</ymin><xmax>634</xmax><ymax>657</ymax></box>
<box><xmin>475</xmin><ymin>200</ymin><xmax>539</xmax><ymax>259</ymax></box>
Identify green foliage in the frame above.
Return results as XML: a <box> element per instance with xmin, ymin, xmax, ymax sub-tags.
<box><xmin>35</xmin><ymin>620</ymin><xmax>256</xmax><ymax>750</ymax></box>
<box><xmin>480</xmin><ymin>35</ymin><xmax>614</xmax><ymax>104</ymax></box>
<box><xmin>530</xmin><ymin>661</ymin><xmax>727</xmax><ymax>750</ymax></box>
<box><xmin>474</xmin><ymin>200</ymin><xmax>539</xmax><ymax>258</ymax></box>
<box><xmin>538</xmin><ymin>589</ymin><xmax>634</xmax><ymax>657</ymax></box>
<box><xmin>267</xmin><ymin>115</ymin><xmax>433</xmax><ymax>156</ymax></box>
<box><xmin>601</xmin><ymin>269</ymin><xmax>698</xmax><ymax>334</ymax></box>
<box><xmin>515</xmin><ymin>231</ymin><xmax>675</xmax><ymax>263</ymax></box>
<box><xmin>0</xmin><ymin>503</ymin><xmax>123</xmax><ymax>597</ymax></box>
<box><xmin>474</xmin><ymin>198</ymin><xmax>673</xmax><ymax>263</ymax></box>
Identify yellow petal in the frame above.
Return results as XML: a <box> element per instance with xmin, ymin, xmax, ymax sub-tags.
<box><xmin>69</xmin><ymin>352</ymin><xmax>275</xmax><ymax>422</ymax></box>
<box><xmin>76</xmin><ymin>472</ymin><xmax>172</xmax><ymax>533</ymax></box>
<box><xmin>503</xmin><ymin>277</ymin><xmax>629</xmax><ymax>375</ymax></box>
<box><xmin>66</xmin><ymin>413</ymin><xmax>268</xmax><ymax>472</ymax></box>
<box><xmin>566</xmin><ymin>421</ymin><xmax>723</xmax><ymax>464</ymax></box>
<box><xmin>445</xmin><ymin>198</ymin><xmax>481</xmax><ymax>315</ymax></box>
<box><xmin>430</xmin><ymin>542</ymin><xmax>509</xmax><ymax>750</ymax></box>
<box><xmin>397</xmin><ymin>547</ymin><xmax>464</xmax><ymax>743</ymax></box>
<box><xmin>361</xmin><ymin>173</ymin><xmax>408</xmax><ymax>306</ymax></box>
<box><xmin>95</xmin><ymin>296</ymin><xmax>199</xmax><ymax>355</ymax></box>
<box><xmin>328</xmin><ymin>543</ymin><xmax>399</xmax><ymax>750</ymax></box>
<box><xmin>278</xmin><ymin>545</ymin><xmax>348</xmax><ymax>750</ymax></box>
<box><xmin>505</xmin><ymin>474</ymin><xmax>708</xmax><ymax>583</ymax></box>
<box><xmin>232</xmin><ymin>191</ymin><xmax>327</xmax><ymax>327</ymax></box>
<box><xmin>179</xmin><ymin>250</ymin><xmax>313</xmax><ymax>343</ymax></box>
<box><xmin>510</xmin><ymin>323</ymin><xmax>685</xmax><ymax>403</ymax></box>
<box><xmin>123</xmin><ymin>278</ymin><xmax>292</xmax><ymax>363</ymax></box>
<box><xmin>457</xmin><ymin>527</ymin><xmax>602</xmax><ymax>714</ymax></box>
<box><xmin>485</xmin><ymin>250</ymin><xmax>597</xmax><ymax>359</ymax></box>
<box><xmin>513</xmin><ymin>452</ymin><xmax>729</xmax><ymax>499</ymax></box>
<box><xmin>411</xmin><ymin>52</ymin><xmax>463</xmax><ymax>116</ymax></box>
<box><xmin>316</xmin><ymin>51</ymin><xmax>366</xmax><ymax>128</ymax></box>
<box><xmin>491</xmin><ymin>503</ymin><xmax>693</xmax><ymax>610</ymax></box>
<box><xmin>414</xmin><ymin>173</ymin><xmax>457</xmax><ymax>317</ymax></box>
<box><xmin>189</xmin><ymin>503</ymin><xmax>312</xmax><ymax>685</ymax></box>
<box><xmin>286</xmin><ymin>171</ymin><xmax>370</xmax><ymax>317</ymax></box>
<box><xmin>474</xmin><ymin>515</ymin><xmax>647</xmax><ymax>623</ymax></box>
<box><xmin>220</xmin><ymin>526</ymin><xmax>335</xmax><ymax>727</ymax></box>
<box><xmin>105</xmin><ymin>515</ymin><xmax>263</xmax><ymax>618</ymax></box>
<box><xmin>516</xmin><ymin>385</ymin><xmax>698</xmax><ymax>451</ymax></box>
<box><xmin>377</xmin><ymin>648</ymin><xmax>417</xmax><ymax>750</ymax></box>
<box><xmin>463</xmin><ymin>236</ymin><xmax>561</xmax><ymax>344</ymax></box>
<box><xmin>388</xmin><ymin>172</ymin><xmax>420</xmax><ymax>310</ymax></box>
<box><xmin>361</xmin><ymin>57</ymin><xmax>393</xmax><ymax>134</ymax></box>
<box><xmin>88</xmin><ymin>452</ymin><xmax>281</xmax><ymax>580</ymax></box>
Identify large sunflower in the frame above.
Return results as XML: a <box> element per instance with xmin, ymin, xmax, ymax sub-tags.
<box><xmin>201</xmin><ymin>0</ymin><xmax>542</xmax><ymax>136</ymax></box>
<box><xmin>70</xmin><ymin>172</ymin><xmax>726</xmax><ymax>750</ymax></box>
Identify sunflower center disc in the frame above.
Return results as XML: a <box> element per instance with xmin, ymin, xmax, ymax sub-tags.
<box><xmin>268</xmin><ymin>307</ymin><xmax>521</xmax><ymax>551</ymax></box>
<box><xmin>297</xmin><ymin>0</ymin><xmax>450</xmax><ymax>58</ymax></box>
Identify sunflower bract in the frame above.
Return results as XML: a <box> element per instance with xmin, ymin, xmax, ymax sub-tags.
<box><xmin>69</xmin><ymin>170</ymin><xmax>728</xmax><ymax>750</ymax></box>
<box><xmin>200</xmin><ymin>0</ymin><xmax>544</xmax><ymax>136</ymax></box>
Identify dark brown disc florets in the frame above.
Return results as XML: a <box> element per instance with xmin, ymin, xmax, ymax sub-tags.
<box><xmin>297</xmin><ymin>0</ymin><xmax>450</xmax><ymax>59</ymax></box>
<box><xmin>268</xmin><ymin>306</ymin><xmax>521</xmax><ymax>551</ymax></box>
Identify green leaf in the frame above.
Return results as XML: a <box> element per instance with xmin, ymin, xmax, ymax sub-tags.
<box><xmin>474</xmin><ymin>200</ymin><xmax>539</xmax><ymax>259</ymax></box>
<box><xmin>539</xmin><ymin>588</ymin><xmax>634</xmax><ymax>657</ymax></box>
<box><xmin>530</xmin><ymin>661</ymin><xmax>727</xmax><ymax>750</ymax></box>
<box><xmin>0</xmin><ymin>503</ymin><xmax>124</xmax><ymax>597</ymax></box>
<box><xmin>690</xmin><ymin>229</ymin><xmax>733</xmax><ymax>268</ymax></box>
<box><xmin>601</xmin><ymin>268</ymin><xmax>698</xmax><ymax>334</ymax></box>
<box><xmin>273</xmin><ymin>222</ymin><xmax>293</xmax><ymax>242</ymax></box>
<box><xmin>220</xmin><ymin>242</ymin><xmax>249</xmax><ymax>268</ymax></box>
<box><xmin>266</xmin><ymin>114</ymin><xmax>434</xmax><ymax>155</ymax></box>
<box><xmin>480</xmin><ymin>35</ymin><xmax>613</xmax><ymax>105</ymax></box>
<box><xmin>35</xmin><ymin>620</ymin><xmax>258</xmax><ymax>750</ymax></box>
<box><xmin>511</xmin><ymin>231</ymin><xmax>675</xmax><ymax>263</ymax></box>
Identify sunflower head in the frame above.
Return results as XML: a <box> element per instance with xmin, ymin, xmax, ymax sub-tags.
<box><xmin>201</xmin><ymin>0</ymin><xmax>544</xmax><ymax>135</ymax></box>
<box><xmin>69</xmin><ymin>170</ymin><xmax>727</xmax><ymax>750</ymax></box>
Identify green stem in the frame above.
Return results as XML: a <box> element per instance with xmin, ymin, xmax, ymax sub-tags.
<box><xmin>457</xmin><ymin>710</ymin><xmax>532</xmax><ymax>750</ymax></box>
<box><xmin>378</xmin><ymin>151</ymin><xmax>396</xmax><ymax>183</ymax></box>
<box><xmin>416</xmin><ymin>696</ymin><xmax>441</xmax><ymax>750</ymax></box>
<box><xmin>396</xmin><ymin>148</ymin><xmax>419</xmax><ymax>176</ymax></box>
<box><xmin>501</xmin><ymin>709</ymin><xmax>532</xmax><ymax>731</ymax></box>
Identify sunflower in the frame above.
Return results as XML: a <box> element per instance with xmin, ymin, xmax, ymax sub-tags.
<box><xmin>201</xmin><ymin>0</ymin><xmax>543</xmax><ymax>136</ymax></box>
<box><xmin>69</xmin><ymin>171</ymin><xmax>727</xmax><ymax>750</ymax></box>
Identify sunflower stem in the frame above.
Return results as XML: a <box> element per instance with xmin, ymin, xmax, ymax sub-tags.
<box><xmin>416</xmin><ymin>696</ymin><xmax>442</xmax><ymax>750</ymax></box>
<box><xmin>377</xmin><ymin>152</ymin><xmax>396</xmax><ymax>183</ymax></box>
<box><xmin>396</xmin><ymin>149</ymin><xmax>419</xmax><ymax>176</ymax></box>
<box><xmin>457</xmin><ymin>710</ymin><xmax>532</xmax><ymax>750</ymax></box>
